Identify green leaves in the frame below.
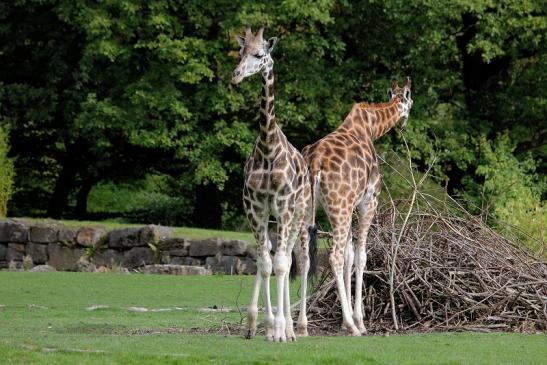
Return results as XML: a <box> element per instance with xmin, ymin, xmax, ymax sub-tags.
<box><xmin>473</xmin><ymin>134</ymin><xmax>545</xmax><ymax>252</ymax></box>
<box><xmin>0</xmin><ymin>125</ymin><xmax>15</xmax><ymax>217</ymax></box>
<box><xmin>278</xmin><ymin>0</ymin><xmax>336</xmax><ymax>25</ymax></box>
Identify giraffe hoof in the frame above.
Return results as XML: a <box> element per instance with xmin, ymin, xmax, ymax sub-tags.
<box><xmin>296</xmin><ymin>321</ymin><xmax>308</xmax><ymax>337</ymax></box>
<box><xmin>286</xmin><ymin>333</ymin><xmax>296</xmax><ymax>342</ymax></box>
<box><xmin>343</xmin><ymin>324</ymin><xmax>361</xmax><ymax>336</ymax></box>
<box><xmin>274</xmin><ymin>329</ymin><xmax>287</xmax><ymax>342</ymax></box>
<box><xmin>286</xmin><ymin>329</ymin><xmax>296</xmax><ymax>342</ymax></box>
<box><xmin>354</xmin><ymin>318</ymin><xmax>367</xmax><ymax>335</ymax></box>
<box><xmin>245</xmin><ymin>330</ymin><xmax>253</xmax><ymax>339</ymax></box>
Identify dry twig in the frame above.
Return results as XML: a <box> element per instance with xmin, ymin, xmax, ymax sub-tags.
<box><xmin>302</xmin><ymin>163</ymin><xmax>546</xmax><ymax>335</ymax></box>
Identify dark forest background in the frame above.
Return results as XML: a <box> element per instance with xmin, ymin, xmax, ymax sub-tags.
<box><xmin>0</xmin><ymin>0</ymin><xmax>544</xmax><ymax>250</ymax></box>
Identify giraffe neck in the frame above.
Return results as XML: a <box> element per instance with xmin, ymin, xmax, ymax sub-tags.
<box><xmin>257</xmin><ymin>67</ymin><xmax>278</xmax><ymax>155</ymax></box>
<box><xmin>344</xmin><ymin>99</ymin><xmax>402</xmax><ymax>141</ymax></box>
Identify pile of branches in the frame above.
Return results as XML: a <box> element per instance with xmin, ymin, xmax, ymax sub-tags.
<box><xmin>305</xmin><ymin>193</ymin><xmax>546</xmax><ymax>334</ymax></box>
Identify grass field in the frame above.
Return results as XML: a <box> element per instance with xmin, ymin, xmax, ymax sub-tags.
<box><xmin>0</xmin><ymin>272</ymin><xmax>545</xmax><ymax>364</ymax></box>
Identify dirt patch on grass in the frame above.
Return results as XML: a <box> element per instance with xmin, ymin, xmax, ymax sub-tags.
<box><xmin>58</xmin><ymin>323</ymin><xmax>130</xmax><ymax>335</ymax></box>
<box><xmin>129</xmin><ymin>323</ymin><xmax>244</xmax><ymax>336</ymax></box>
<box><xmin>56</xmin><ymin>322</ymin><xmax>245</xmax><ymax>337</ymax></box>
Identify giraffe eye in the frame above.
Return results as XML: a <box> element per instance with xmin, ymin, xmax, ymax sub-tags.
<box><xmin>254</xmin><ymin>53</ymin><xmax>264</xmax><ymax>59</ymax></box>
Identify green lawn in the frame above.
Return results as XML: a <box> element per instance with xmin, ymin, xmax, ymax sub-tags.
<box><xmin>0</xmin><ymin>272</ymin><xmax>545</xmax><ymax>364</ymax></box>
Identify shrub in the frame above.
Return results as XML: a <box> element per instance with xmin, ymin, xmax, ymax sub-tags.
<box><xmin>126</xmin><ymin>195</ymin><xmax>192</xmax><ymax>227</ymax></box>
<box><xmin>0</xmin><ymin>126</ymin><xmax>15</xmax><ymax>217</ymax></box>
<box><xmin>86</xmin><ymin>178</ymin><xmax>193</xmax><ymax>226</ymax></box>
<box><xmin>473</xmin><ymin>135</ymin><xmax>546</xmax><ymax>255</ymax></box>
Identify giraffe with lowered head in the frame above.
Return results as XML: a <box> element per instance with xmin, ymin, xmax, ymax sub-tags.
<box><xmin>303</xmin><ymin>78</ymin><xmax>413</xmax><ymax>335</ymax></box>
<box><xmin>232</xmin><ymin>27</ymin><xmax>314</xmax><ymax>342</ymax></box>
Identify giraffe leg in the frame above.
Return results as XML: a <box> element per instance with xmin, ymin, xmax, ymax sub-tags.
<box><xmin>283</xmin><ymin>269</ymin><xmax>295</xmax><ymax>341</ymax></box>
<box><xmin>244</xmin><ymin>209</ymin><xmax>273</xmax><ymax>340</ymax></box>
<box><xmin>261</xmin><ymin>243</ymin><xmax>275</xmax><ymax>341</ymax></box>
<box><xmin>296</xmin><ymin>223</ymin><xmax>310</xmax><ymax>337</ymax></box>
<box><xmin>246</xmin><ymin>270</ymin><xmax>262</xmax><ymax>339</ymax></box>
<box><xmin>330</xmin><ymin>213</ymin><xmax>360</xmax><ymax>336</ymax></box>
<box><xmin>283</xmin><ymin>205</ymin><xmax>306</xmax><ymax>341</ymax></box>
<box><xmin>353</xmin><ymin>190</ymin><xmax>378</xmax><ymax>334</ymax></box>
<box><xmin>273</xmin><ymin>213</ymin><xmax>292</xmax><ymax>342</ymax></box>
<box><xmin>343</xmin><ymin>234</ymin><xmax>354</xmax><ymax>318</ymax></box>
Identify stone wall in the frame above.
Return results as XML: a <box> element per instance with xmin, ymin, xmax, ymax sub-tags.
<box><xmin>0</xmin><ymin>219</ymin><xmax>257</xmax><ymax>275</ymax></box>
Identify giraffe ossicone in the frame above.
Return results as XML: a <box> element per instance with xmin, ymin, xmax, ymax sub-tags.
<box><xmin>303</xmin><ymin>77</ymin><xmax>413</xmax><ymax>335</ymax></box>
<box><xmin>232</xmin><ymin>26</ymin><xmax>314</xmax><ymax>342</ymax></box>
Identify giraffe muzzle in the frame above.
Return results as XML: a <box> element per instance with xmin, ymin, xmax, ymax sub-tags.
<box><xmin>232</xmin><ymin>70</ymin><xmax>244</xmax><ymax>85</ymax></box>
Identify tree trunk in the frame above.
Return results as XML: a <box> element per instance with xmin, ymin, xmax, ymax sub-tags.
<box><xmin>193</xmin><ymin>184</ymin><xmax>222</xmax><ymax>229</ymax></box>
<box><xmin>47</xmin><ymin>158</ymin><xmax>77</xmax><ymax>219</ymax></box>
<box><xmin>75</xmin><ymin>178</ymin><xmax>94</xmax><ymax>219</ymax></box>
<box><xmin>47</xmin><ymin>139</ymin><xmax>89</xmax><ymax>219</ymax></box>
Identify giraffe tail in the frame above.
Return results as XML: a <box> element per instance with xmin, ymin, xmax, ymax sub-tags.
<box><xmin>289</xmin><ymin>225</ymin><xmax>317</xmax><ymax>280</ymax></box>
<box><xmin>308</xmin><ymin>225</ymin><xmax>318</xmax><ymax>277</ymax></box>
<box><xmin>307</xmin><ymin>166</ymin><xmax>321</xmax><ymax>278</ymax></box>
<box><xmin>289</xmin><ymin>249</ymin><xmax>298</xmax><ymax>281</ymax></box>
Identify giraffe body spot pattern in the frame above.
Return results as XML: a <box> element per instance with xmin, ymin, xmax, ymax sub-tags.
<box><xmin>233</xmin><ymin>27</ymin><xmax>312</xmax><ymax>342</ymax></box>
<box><xmin>303</xmin><ymin>78</ymin><xmax>413</xmax><ymax>335</ymax></box>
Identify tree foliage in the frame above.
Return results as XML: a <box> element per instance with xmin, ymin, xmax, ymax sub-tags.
<box><xmin>0</xmin><ymin>1</ymin><xmax>545</xmax><ymax>249</ymax></box>
<box><xmin>473</xmin><ymin>135</ymin><xmax>545</xmax><ymax>251</ymax></box>
<box><xmin>0</xmin><ymin>125</ymin><xmax>15</xmax><ymax>217</ymax></box>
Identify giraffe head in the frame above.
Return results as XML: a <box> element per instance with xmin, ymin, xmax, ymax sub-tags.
<box><xmin>232</xmin><ymin>27</ymin><xmax>278</xmax><ymax>84</ymax></box>
<box><xmin>388</xmin><ymin>77</ymin><xmax>413</xmax><ymax>130</ymax></box>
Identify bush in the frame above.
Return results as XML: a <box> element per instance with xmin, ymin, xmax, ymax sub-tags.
<box><xmin>0</xmin><ymin>126</ymin><xmax>15</xmax><ymax>217</ymax></box>
<box><xmin>473</xmin><ymin>135</ymin><xmax>546</xmax><ymax>255</ymax></box>
<box><xmin>86</xmin><ymin>177</ymin><xmax>193</xmax><ymax>226</ymax></box>
<box><xmin>87</xmin><ymin>181</ymin><xmax>157</xmax><ymax>214</ymax></box>
<box><xmin>126</xmin><ymin>196</ymin><xmax>191</xmax><ymax>227</ymax></box>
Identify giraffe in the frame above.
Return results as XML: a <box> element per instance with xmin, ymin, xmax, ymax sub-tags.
<box><xmin>302</xmin><ymin>78</ymin><xmax>413</xmax><ymax>335</ymax></box>
<box><xmin>232</xmin><ymin>27</ymin><xmax>313</xmax><ymax>342</ymax></box>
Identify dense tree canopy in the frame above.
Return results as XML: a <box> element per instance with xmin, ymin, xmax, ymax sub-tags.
<box><xmin>0</xmin><ymin>0</ymin><xmax>545</xmax><ymax>245</ymax></box>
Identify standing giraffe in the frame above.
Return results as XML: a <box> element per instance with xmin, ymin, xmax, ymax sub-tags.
<box><xmin>232</xmin><ymin>27</ymin><xmax>313</xmax><ymax>342</ymax></box>
<box><xmin>303</xmin><ymin>78</ymin><xmax>413</xmax><ymax>335</ymax></box>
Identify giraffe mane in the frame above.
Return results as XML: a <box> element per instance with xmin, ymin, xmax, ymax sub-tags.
<box><xmin>358</xmin><ymin>98</ymin><xmax>399</xmax><ymax>110</ymax></box>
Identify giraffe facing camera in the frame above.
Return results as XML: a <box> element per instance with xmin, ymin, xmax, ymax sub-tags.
<box><xmin>232</xmin><ymin>27</ymin><xmax>314</xmax><ymax>343</ymax></box>
<box><xmin>232</xmin><ymin>27</ymin><xmax>278</xmax><ymax>85</ymax></box>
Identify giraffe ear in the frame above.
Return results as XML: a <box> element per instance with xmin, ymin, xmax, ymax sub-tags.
<box><xmin>405</xmin><ymin>76</ymin><xmax>412</xmax><ymax>89</ymax></box>
<box><xmin>387</xmin><ymin>89</ymin><xmax>394</xmax><ymax>99</ymax></box>
<box><xmin>236</xmin><ymin>35</ymin><xmax>245</xmax><ymax>48</ymax></box>
<box><xmin>266</xmin><ymin>37</ymin><xmax>278</xmax><ymax>53</ymax></box>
